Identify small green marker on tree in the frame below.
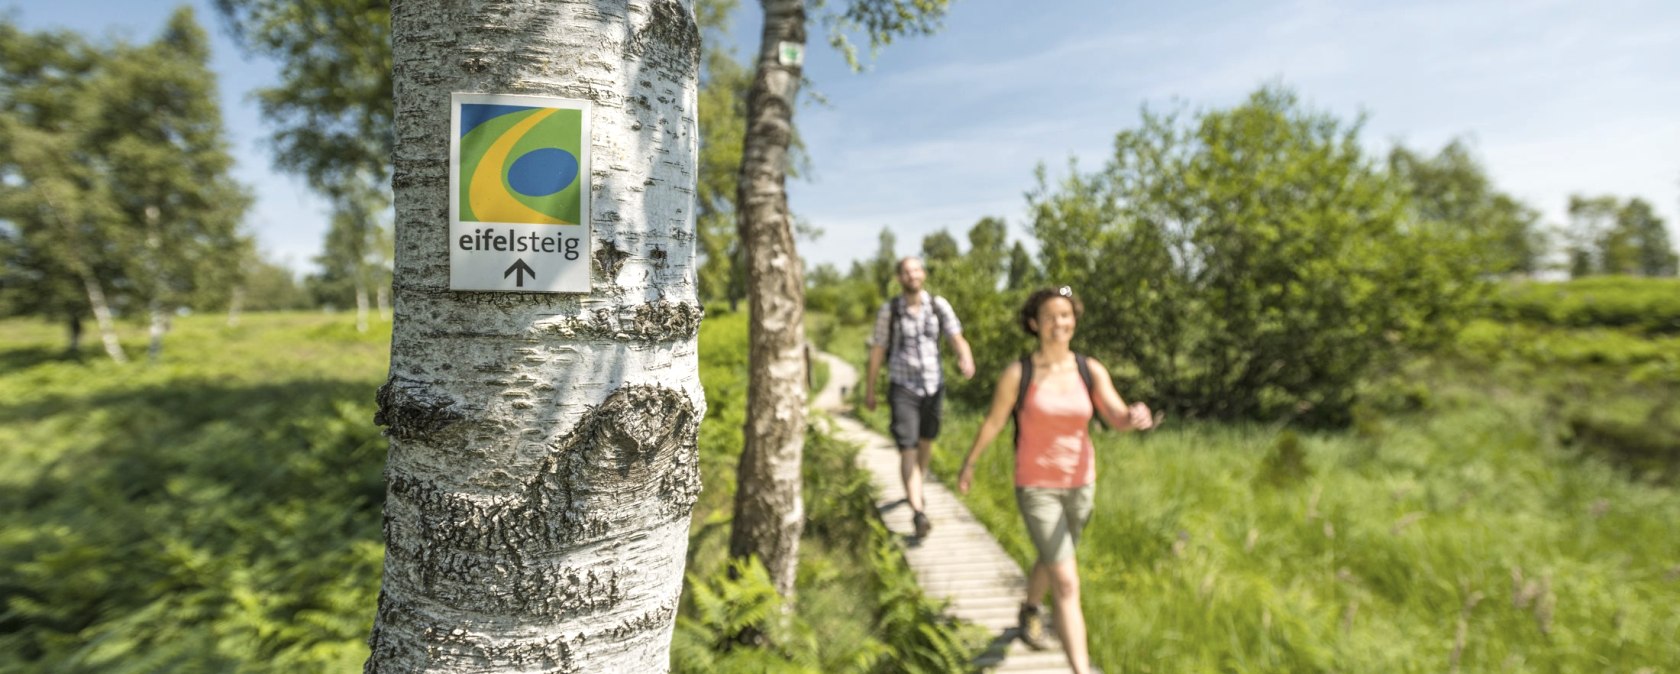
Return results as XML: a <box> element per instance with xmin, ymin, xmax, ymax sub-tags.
<box><xmin>777</xmin><ymin>40</ymin><xmax>804</xmax><ymax>66</ymax></box>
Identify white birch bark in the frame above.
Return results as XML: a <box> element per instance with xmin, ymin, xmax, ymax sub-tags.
<box><xmin>728</xmin><ymin>0</ymin><xmax>806</xmax><ymax>599</ymax></box>
<box><xmin>146</xmin><ymin>302</ymin><xmax>170</xmax><ymax>361</ymax></box>
<box><xmin>367</xmin><ymin>1</ymin><xmax>702</xmax><ymax>672</ymax></box>
<box><xmin>356</xmin><ymin>276</ymin><xmax>370</xmax><ymax>333</ymax></box>
<box><xmin>227</xmin><ymin>287</ymin><xmax>244</xmax><ymax>327</ymax></box>
<box><xmin>145</xmin><ymin>207</ymin><xmax>169</xmax><ymax>361</ymax></box>
<box><xmin>79</xmin><ymin>270</ymin><xmax>127</xmax><ymax>364</ymax></box>
<box><xmin>40</xmin><ymin>191</ymin><xmax>126</xmax><ymax>363</ymax></box>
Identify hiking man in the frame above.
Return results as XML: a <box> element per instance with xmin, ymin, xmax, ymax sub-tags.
<box><xmin>865</xmin><ymin>256</ymin><xmax>976</xmax><ymax>539</ymax></box>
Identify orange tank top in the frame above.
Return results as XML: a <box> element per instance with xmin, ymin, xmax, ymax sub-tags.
<box><xmin>1014</xmin><ymin>369</ymin><xmax>1096</xmax><ymax>488</ymax></box>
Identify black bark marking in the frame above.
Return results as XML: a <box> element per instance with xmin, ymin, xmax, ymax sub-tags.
<box><xmin>386</xmin><ymin>383</ymin><xmax>700</xmax><ymax>581</ymax></box>
<box><xmin>376</xmin><ymin>377</ymin><xmax>468</xmax><ymax>441</ymax></box>
<box><xmin>627</xmin><ymin>0</ymin><xmax>700</xmax><ymax>76</ymax></box>
<box><xmin>538</xmin><ymin>301</ymin><xmax>701</xmax><ymax>342</ymax></box>
<box><xmin>418</xmin><ymin>548</ymin><xmax>626</xmax><ymax>618</ymax></box>
<box><xmin>548</xmin><ymin>384</ymin><xmax>702</xmax><ymax>540</ymax></box>
<box><xmin>593</xmin><ymin>239</ymin><xmax>631</xmax><ymax>281</ymax></box>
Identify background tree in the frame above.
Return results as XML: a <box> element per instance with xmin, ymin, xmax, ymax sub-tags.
<box><xmin>0</xmin><ymin>22</ymin><xmax>128</xmax><ymax>361</ymax></box>
<box><xmin>729</xmin><ymin>0</ymin><xmax>812</xmax><ymax>600</ymax></box>
<box><xmin>237</xmin><ymin>253</ymin><xmax>310</xmax><ymax>311</ymax></box>
<box><xmin>1562</xmin><ymin>195</ymin><xmax>1675</xmax><ymax>277</ymax></box>
<box><xmin>919</xmin><ymin>228</ymin><xmax>960</xmax><ymax>268</ymax></box>
<box><xmin>366</xmin><ymin>0</ymin><xmax>704</xmax><ymax>670</ymax></box>
<box><xmin>1006</xmin><ymin>240</ymin><xmax>1038</xmax><ymax>289</ymax></box>
<box><xmin>695</xmin><ymin>0</ymin><xmax>751</xmax><ymax>310</ymax></box>
<box><xmin>729</xmin><ymin>0</ymin><xmax>952</xmax><ymax>599</ymax></box>
<box><xmin>922</xmin><ymin>217</ymin><xmax>1030</xmax><ymax>408</ymax></box>
<box><xmin>95</xmin><ymin>8</ymin><xmax>251</xmax><ymax>359</ymax></box>
<box><xmin>1617</xmin><ymin>198</ymin><xmax>1676</xmax><ymax>277</ymax></box>
<box><xmin>1565</xmin><ymin>195</ymin><xmax>1620</xmax><ymax>278</ymax></box>
<box><xmin>307</xmin><ymin>181</ymin><xmax>389</xmax><ymax>329</ymax></box>
<box><xmin>0</xmin><ymin>13</ymin><xmax>250</xmax><ymax>362</ymax></box>
<box><xmin>215</xmin><ymin>0</ymin><xmax>394</xmax><ymax>315</ymax></box>
<box><xmin>1389</xmin><ymin>140</ymin><xmax>1544</xmax><ymax>276</ymax></box>
<box><xmin>964</xmin><ymin>215</ymin><xmax>1008</xmax><ymax>282</ymax></box>
<box><xmin>868</xmin><ymin>226</ymin><xmax>898</xmax><ymax>298</ymax></box>
<box><xmin>0</xmin><ymin>219</ymin><xmax>90</xmax><ymax>352</ymax></box>
<box><xmin>1033</xmin><ymin>86</ymin><xmax>1475</xmax><ymax>424</ymax></box>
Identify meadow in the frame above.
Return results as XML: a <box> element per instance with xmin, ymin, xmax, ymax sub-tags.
<box><xmin>833</xmin><ymin>279</ymin><xmax>1680</xmax><ymax>673</ymax></box>
<box><xmin>0</xmin><ymin>313</ymin><xmax>389</xmax><ymax>671</ymax></box>
<box><xmin>4</xmin><ymin>277</ymin><xmax>1676</xmax><ymax>673</ymax></box>
<box><xmin>0</xmin><ymin>310</ymin><xmax>973</xmax><ymax>673</ymax></box>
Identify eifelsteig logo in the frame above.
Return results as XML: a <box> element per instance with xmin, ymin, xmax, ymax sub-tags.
<box><xmin>458</xmin><ymin>104</ymin><xmax>584</xmax><ymax>225</ymax></box>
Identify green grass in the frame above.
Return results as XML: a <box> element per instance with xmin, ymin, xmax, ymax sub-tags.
<box><xmin>681</xmin><ymin>308</ymin><xmax>983</xmax><ymax>673</ymax></box>
<box><xmin>836</xmin><ymin>331</ymin><xmax>1680</xmax><ymax>673</ymax></box>
<box><xmin>0</xmin><ymin>312</ymin><xmax>391</xmax><ymax>672</ymax></box>
<box><xmin>1448</xmin><ymin>320</ymin><xmax>1680</xmax><ymax>481</ymax></box>
<box><xmin>19</xmin><ymin>302</ymin><xmax>1671</xmax><ymax>672</ymax></box>
<box><xmin>2</xmin><ymin>309</ymin><xmax>971</xmax><ymax>672</ymax></box>
<box><xmin>1487</xmin><ymin>276</ymin><xmax>1680</xmax><ymax>334</ymax></box>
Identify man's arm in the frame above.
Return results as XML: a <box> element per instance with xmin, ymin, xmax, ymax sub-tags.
<box><xmin>865</xmin><ymin>344</ymin><xmax>886</xmax><ymax>410</ymax></box>
<box><xmin>865</xmin><ymin>302</ymin><xmax>891</xmax><ymax>410</ymax></box>
<box><xmin>935</xmin><ymin>297</ymin><xmax>976</xmax><ymax>380</ymax></box>
<box><xmin>948</xmin><ymin>332</ymin><xmax>975</xmax><ymax>380</ymax></box>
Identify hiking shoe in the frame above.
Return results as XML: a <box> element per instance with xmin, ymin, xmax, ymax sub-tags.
<box><xmin>912</xmin><ymin>511</ymin><xmax>931</xmax><ymax>539</ymax></box>
<box><xmin>1017</xmin><ymin>603</ymin><xmax>1049</xmax><ymax>650</ymax></box>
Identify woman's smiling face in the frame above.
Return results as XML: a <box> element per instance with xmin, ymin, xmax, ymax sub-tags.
<box><xmin>1034</xmin><ymin>296</ymin><xmax>1078</xmax><ymax>344</ymax></box>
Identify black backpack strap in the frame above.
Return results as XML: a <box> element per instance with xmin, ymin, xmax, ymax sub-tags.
<box><xmin>1015</xmin><ymin>354</ymin><xmax>1108</xmax><ymax>449</ymax></box>
<box><xmin>1074</xmin><ymin>353</ymin><xmax>1094</xmax><ymax>393</ymax></box>
<box><xmin>1014</xmin><ymin>355</ymin><xmax>1034</xmax><ymax>415</ymax></box>
<box><xmin>886</xmin><ymin>295</ymin><xmax>904</xmax><ymax>359</ymax></box>
<box><xmin>1012</xmin><ymin>355</ymin><xmax>1033</xmax><ymax>449</ymax></box>
<box><xmin>1074</xmin><ymin>353</ymin><xmax>1111</xmax><ymax>430</ymax></box>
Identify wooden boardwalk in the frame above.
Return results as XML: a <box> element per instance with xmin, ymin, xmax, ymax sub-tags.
<box><xmin>814</xmin><ymin>354</ymin><xmax>1073</xmax><ymax>673</ymax></box>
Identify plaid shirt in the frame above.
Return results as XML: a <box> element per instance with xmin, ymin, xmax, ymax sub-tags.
<box><xmin>869</xmin><ymin>291</ymin><xmax>962</xmax><ymax>396</ymax></box>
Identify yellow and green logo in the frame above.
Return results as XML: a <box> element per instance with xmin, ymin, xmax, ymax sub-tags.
<box><xmin>458</xmin><ymin>104</ymin><xmax>585</xmax><ymax>225</ymax></box>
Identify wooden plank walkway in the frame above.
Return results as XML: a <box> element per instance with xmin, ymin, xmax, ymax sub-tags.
<box><xmin>813</xmin><ymin>353</ymin><xmax>1073</xmax><ymax>673</ymax></box>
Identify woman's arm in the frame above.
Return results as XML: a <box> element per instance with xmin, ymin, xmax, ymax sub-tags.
<box><xmin>957</xmin><ymin>361</ymin><xmax>1023</xmax><ymax>494</ymax></box>
<box><xmin>1087</xmin><ymin>357</ymin><xmax>1155</xmax><ymax>431</ymax></box>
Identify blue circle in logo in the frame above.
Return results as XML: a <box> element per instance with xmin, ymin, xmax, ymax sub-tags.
<box><xmin>507</xmin><ymin>148</ymin><xmax>579</xmax><ymax>197</ymax></box>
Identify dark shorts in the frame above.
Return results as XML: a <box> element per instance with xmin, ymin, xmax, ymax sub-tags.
<box><xmin>889</xmin><ymin>384</ymin><xmax>944</xmax><ymax>450</ymax></box>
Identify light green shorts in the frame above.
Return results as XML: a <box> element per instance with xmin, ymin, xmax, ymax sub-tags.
<box><xmin>1015</xmin><ymin>484</ymin><xmax>1095</xmax><ymax>565</ymax></box>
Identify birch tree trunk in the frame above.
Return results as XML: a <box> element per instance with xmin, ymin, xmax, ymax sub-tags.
<box><xmin>355</xmin><ymin>274</ymin><xmax>370</xmax><ymax>333</ymax></box>
<box><xmin>227</xmin><ymin>287</ymin><xmax>244</xmax><ymax>327</ymax></box>
<box><xmin>147</xmin><ymin>302</ymin><xmax>170</xmax><ymax>362</ymax></box>
<box><xmin>366</xmin><ymin>1</ymin><xmax>702</xmax><ymax>671</ymax></box>
<box><xmin>78</xmin><ymin>270</ymin><xmax>127</xmax><ymax>364</ymax></box>
<box><xmin>728</xmin><ymin>0</ymin><xmax>807</xmax><ymax>599</ymax></box>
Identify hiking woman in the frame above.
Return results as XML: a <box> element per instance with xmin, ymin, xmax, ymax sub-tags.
<box><xmin>957</xmin><ymin>286</ymin><xmax>1156</xmax><ymax>674</ymax></box>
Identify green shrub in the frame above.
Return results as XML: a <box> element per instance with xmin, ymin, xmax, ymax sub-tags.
<box><xmin>1450</xmin><ymin>319</ymin><xmax>1680</xmax><ymax>385</ymax></box>
<box><xmin>1488</xmin><ymin>276</ymin><xmax>1680</xmax><ymax>334</ymax></box>
<box><xmin>1029</xmin><ymin>86</ymin><xmax>1479</xmax><ymax>426</ymax></box>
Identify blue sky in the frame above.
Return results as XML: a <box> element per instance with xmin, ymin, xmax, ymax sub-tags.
<box><xmin>9</xmin><ymin>0</ymin><xmax>1679</xmax><ymax>274</ymax></box>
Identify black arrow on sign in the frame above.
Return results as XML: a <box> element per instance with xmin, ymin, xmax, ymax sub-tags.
<box><xmin>504</xmin><ymin>258</ymin><xmax>536</xmax><ymax>287</ymax></box>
